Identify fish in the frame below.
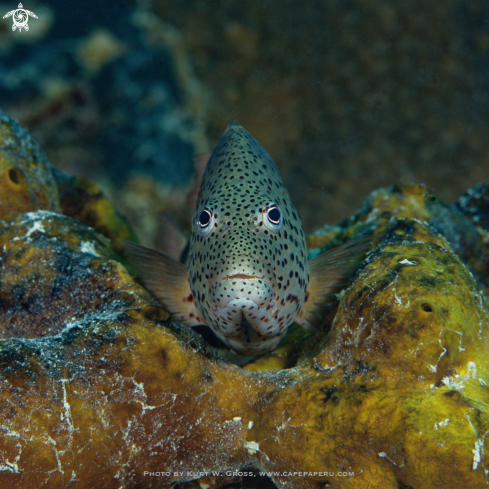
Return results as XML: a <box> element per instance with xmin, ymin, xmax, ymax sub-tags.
<box><xmin>123</xmin><ymin>122</ymin><xmax>369</xmax><ymax>356</ymax></box>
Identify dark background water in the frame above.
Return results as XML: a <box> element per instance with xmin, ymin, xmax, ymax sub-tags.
<box><xmin>1</xmin><ymin>0</ymin><xmax>489</xmax><ymax>244</ymax></box>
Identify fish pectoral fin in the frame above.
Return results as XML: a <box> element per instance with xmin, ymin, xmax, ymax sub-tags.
<box><xmin>122</xmin><ymin>240</ymin><xmax>203</xmax><ymax>327</ymax></box>
<box><xmin>297</xmin><ymin>237</ymin><xmax>371</xmax><ymax>330</ymax></box>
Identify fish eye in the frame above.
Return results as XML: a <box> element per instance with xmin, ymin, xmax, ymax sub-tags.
<box><xmin>267</xmin><ymin>206</ymin><xmax>281</xmax><ymax>224</ymax></box>
<box><xmin>197</xmin><ymin>206</ymin><xmax>214</xmax><ymax>236</ymax></box>
<box><xmin>264</xmin><ymin>203</ymin><xmax>282</xmax><ymax>231</ymax></box>
<box><xmin>199</xmin><ymin>208</ymin><xmax>212</xmax><ymax>228</ymax></box>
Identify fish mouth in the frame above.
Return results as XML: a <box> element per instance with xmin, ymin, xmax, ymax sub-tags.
<box><xmin>207</xmin><ymin>256</ymin><xmax>278</xmax><ymax>307</ymax></box>
<box><xmin>222</xmin><ymin>273</ymin><xmax>260</xmax><ymax>280</ymax></box>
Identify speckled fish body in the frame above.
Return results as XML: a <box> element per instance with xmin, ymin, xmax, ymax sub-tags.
<box><xmin>123</xmin><ymin>122</ymin><xmax>368</xmax><ymax>356</ymax></box>
<box><xmin>189</xmin><ymin>122</ymin><xmax>309</xmax><ymax>354</ymax></box>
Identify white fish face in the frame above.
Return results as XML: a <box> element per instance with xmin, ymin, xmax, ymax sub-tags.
<box><xmin>188</xmin><ymin>122</ymin><xmax>309</xmax><ymax>355</ymax></box>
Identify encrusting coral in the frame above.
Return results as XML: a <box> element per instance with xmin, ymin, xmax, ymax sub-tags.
<box><xmin>0</xmin><ymin>108</ymin><xmax>489</xmax><ymax>488</ymax></box>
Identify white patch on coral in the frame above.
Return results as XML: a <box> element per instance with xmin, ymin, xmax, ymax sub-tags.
<box><xmin>0</xmin><ymin>460</ymin><xmax>21</xmax><ymax>473</ymax></box>
<box><xmin>465</xmin><ymin>413</ymin><xmax>489</xmax><ymax>472</ymax></box>
<box><xmin>390</xmin><ymin>275</ymin><xmax>403</xmax><ymax>306</ymax></box>
<box><xmin>60</xmin><ymin>379</ymin><xmax>75</xmax><ymax>442</ymax></box>
<box><xmin>46</xmin><ymin>435</ymin><xmax>64</xmax><ymax>475</ymax></box>
<box><xmin>80</xmin><ymin>240</ymin><xmax>100</xmax><ymax>257</ymax></box>
<box><xmin>442</xmin><ymin>373</ymin><xmax>463</xmax><ymax>389</ymax></box>
<box><xmin>473</xmin><ymin>439</ymin><xmax>483</xmax><ymax>470</ymax></box>
<box><xmin>245</xmin><ymin>441</ymin><xmax>260</xmax><ymax>455</ymax></box>
<box><xmin>378</xmin><ymin>452</ymin><xmax>397</xmax><ymax>466</ymax></box>
<box><xmin>443</xmin><ymin>362</ymin><xmax>488</xmax><ymax>390</ymax></box>
<box><xmin>468</xmin><ymin>362</ymin><xmax>479</xmax><ymax>379</ymax></box>
<box><xmin>446</xmin><ymin>327</ymin><xmax>465</xmax><ymax>352</ymax></box>
<box><xmin>276</xmin><ymin>416</ymin><xmax>292</xmax><ymax>432</ymax></box>
<box><xmin>24</xmin><ymin>220</ymin><xmax>46</xmax><ymax>238</ymax></box>
<box><xmin>428</xmin><ymin>332</ymin><xmax>447</xmax><ymax>373</ymax></box>
<box><xmin>434</xmin><ymin>418</ymin><xmax>450</xmax><ymax>430</ymax></box>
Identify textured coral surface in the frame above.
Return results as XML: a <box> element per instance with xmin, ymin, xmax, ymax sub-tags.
<box><xmin>1</xmin><ymin>110</ymin><xmax>489</xmax><ymax>489</ymax></box>
<box><xmin>0</xmin><ymin>111</ymin><xmax>60</xmax><ymax>222</ymax></box>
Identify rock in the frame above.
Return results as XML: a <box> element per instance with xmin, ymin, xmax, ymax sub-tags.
<box><xmin>52</xmin><ymin>168</ymin><xmax>139</xmax><ymax>252</ymax></box>
<box><xmin>0</xmin><ymin>110</ymin><xmax>60</xmax><ymax>222</ymax></box>
<box><xmin>455</xmin><ymin>179</ymin><xmax>489</xmax><ymax>231</ymax></box>
<box><xmin>0</xmin><ymin>211</ymin><xmax>149</xmax><ymax>339</ymax></box>
<box><xmin>307</xmin><ymin>183</ymin><xmax>489</xmax><ymax>294</ymax></box>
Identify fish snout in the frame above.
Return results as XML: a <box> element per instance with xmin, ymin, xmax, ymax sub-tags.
<box><xmin>211</xmin><ymin>276</ymin><xmax>274</xmax><ymax>309</ymax></box>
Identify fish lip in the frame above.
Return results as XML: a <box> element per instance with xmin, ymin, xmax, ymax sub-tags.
<box><xmin>222</xmin><ymin>273</ymin><xmax>260</xmax><ymax>280</ymax></box>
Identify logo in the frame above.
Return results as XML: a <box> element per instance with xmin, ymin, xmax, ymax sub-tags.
<box><xmin>3</xmin><ymin>3</ymin><xmax>38</xmax><ymax>31</ymax></box>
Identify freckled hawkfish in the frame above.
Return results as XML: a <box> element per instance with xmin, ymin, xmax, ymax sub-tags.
<box><xmin>123</xmin><ymin>122</ymin><xmax>368</xmax><ymax>355</ymax></box>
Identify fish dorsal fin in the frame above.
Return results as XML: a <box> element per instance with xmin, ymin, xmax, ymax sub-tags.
<box><xmin>122</xmin><ymin>240</ymin><xmax>204</xmax><ymax>327</ymax></box>
<box><xmin>296</xmin><ymin>238</ymin><xmax>371</xmax><ymax>330</ymax></box>
<box><xmin>187</xmin><ymin>151</ymin><xmax>212</xmax><ymax>212</ymax></box>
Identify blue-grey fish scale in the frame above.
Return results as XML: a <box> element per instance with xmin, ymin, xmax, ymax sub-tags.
<box><xmin>189</xmin><ymin>122</ymin><xmax>309</xmax><ymax>355</ymax></box>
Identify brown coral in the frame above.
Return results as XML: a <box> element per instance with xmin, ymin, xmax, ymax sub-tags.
<box><xmin>0</xmin><ymin>110</ymin><xmax>489</xmax><ymax>489</ymax></box>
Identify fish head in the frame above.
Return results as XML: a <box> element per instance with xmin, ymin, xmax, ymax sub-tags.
<box><xmin>188</xmin><ymin>122</ymin><xmax>309</xmax><ymax>355</ymax></box>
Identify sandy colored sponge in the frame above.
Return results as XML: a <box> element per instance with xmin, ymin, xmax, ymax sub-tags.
<box><xmin>0</xmin><ymin>109</ymin><xmax>488</xmax><ymax>489</ymax></box>
<box><xmin>0</xmin><ymin>111</ymin><xmax>60</xmax><ymax>221</ymax></box>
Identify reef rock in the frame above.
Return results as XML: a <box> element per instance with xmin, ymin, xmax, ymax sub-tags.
<box><xmin>0</xmin><ymin>109</ymin><xmax>489</xmax><ymax>489</ymax></box>
<box><xmin>0</xmin><ymin>110</ymin><xmax>60</xmax><ymax>222</ymax></box>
